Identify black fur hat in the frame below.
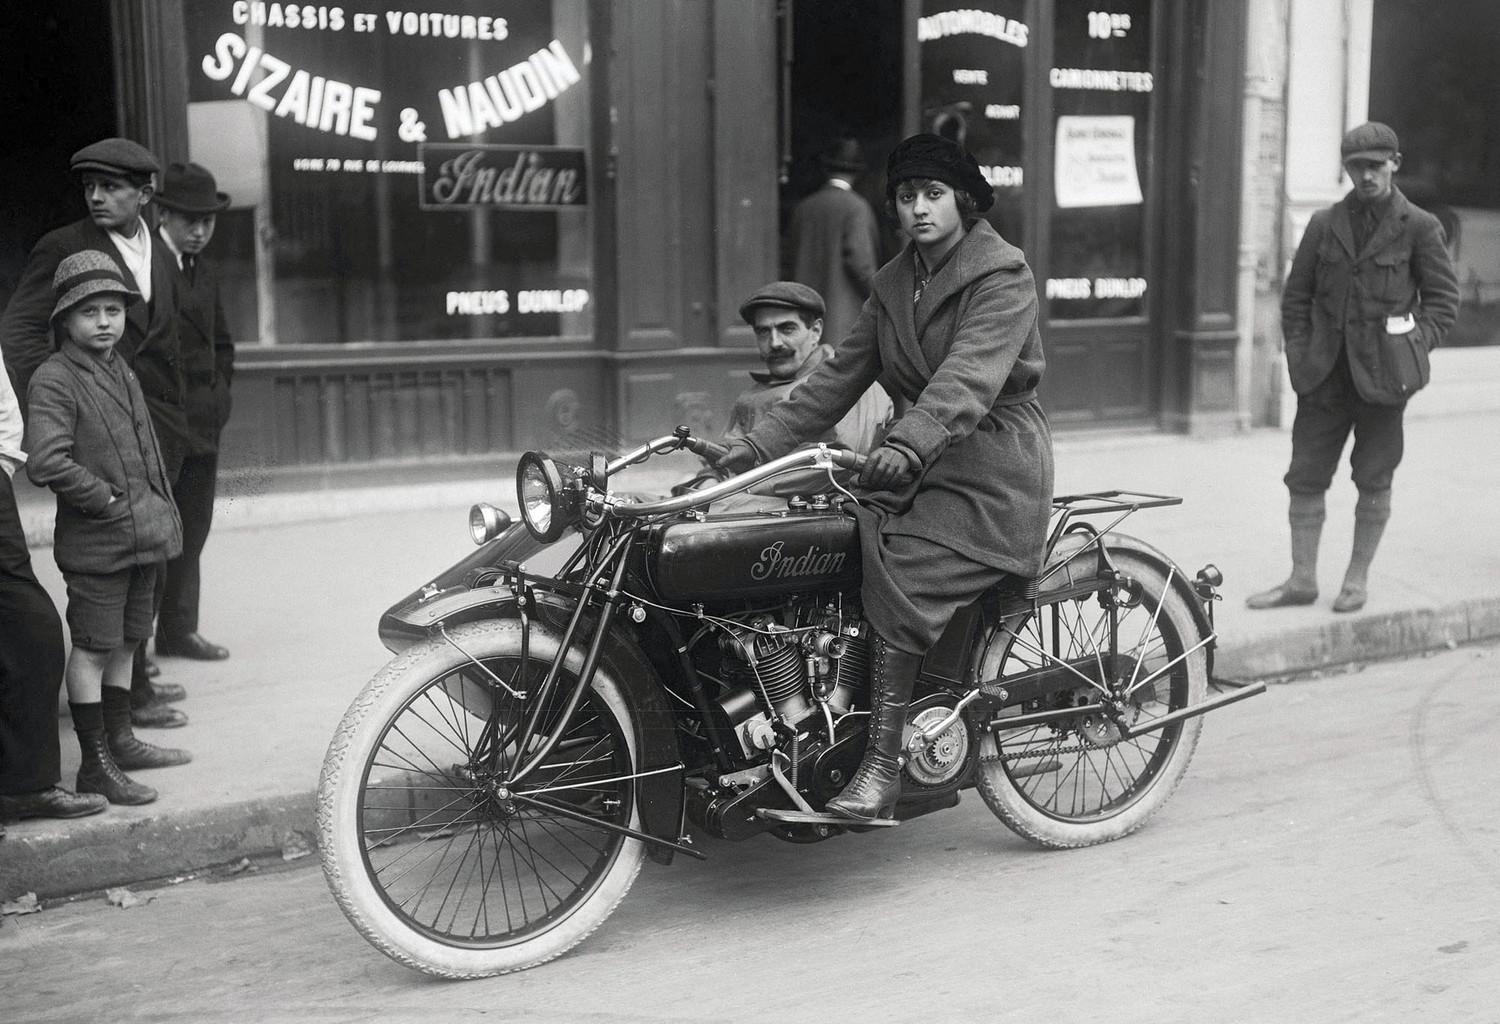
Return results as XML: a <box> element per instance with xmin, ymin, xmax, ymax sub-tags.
<box><xmin>885</xmin><ymin>133</ymin><xmax>994</xmax><ymax>212</ymax></box>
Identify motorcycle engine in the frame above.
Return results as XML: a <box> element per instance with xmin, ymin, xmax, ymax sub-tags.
<box><xmin>713</xmin><ymin>609</ymin><xmax>871</xmax><ymax>756</ymax></box>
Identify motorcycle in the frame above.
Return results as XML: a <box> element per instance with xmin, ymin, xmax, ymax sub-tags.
<box><xmin>317</xmin><ymin>427</ymin><xmax>1264</xmax><ymax>978</ymax></box>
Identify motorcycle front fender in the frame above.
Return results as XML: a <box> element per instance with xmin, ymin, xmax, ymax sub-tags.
<box><xmin>378</xmin><ymin>522</ymin><xmax>583</xmax><ymax>652</ymax></box>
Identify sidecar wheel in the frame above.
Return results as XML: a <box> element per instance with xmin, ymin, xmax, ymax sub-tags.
<box><xmin>318</xmin><ymin>619</ymin><xmax>646</xmax><ymax>978</ymax></box>
<box><xmin>972</xmin><ymin>550</ymin><xmax>1207</xmax><ymax>849</ymax></box>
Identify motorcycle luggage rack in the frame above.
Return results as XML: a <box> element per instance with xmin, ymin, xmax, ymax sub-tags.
<box><xmin>1037</xmin><ymin>490</ymin><xmax>1183</xmax><ymax>587</ymax></box>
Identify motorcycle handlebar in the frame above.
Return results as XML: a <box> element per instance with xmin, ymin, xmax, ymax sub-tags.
<box><xmin>677</xmin><ymin>429</ymin><xmax>867</xmax><ymax>475</ymax></box>
<box><xmin>608</xmin><ymin>436</ymin><xmax>868</xmax><ymax>518</ymax></box>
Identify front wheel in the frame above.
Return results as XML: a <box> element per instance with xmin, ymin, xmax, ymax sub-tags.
<box><xmin>317</xmin><ymin>619</ymin><xmax>646</xmax><ymax>978</ymax></box>
<box><xmin>972</xmin><ymin>549</ymin><xmax>1208</xmax><ymax>848</ymax></box>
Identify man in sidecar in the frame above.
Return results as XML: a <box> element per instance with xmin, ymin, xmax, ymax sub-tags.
<box><xmin>676</xmin><ymin>281</ymin><xmax>892</xmax><ymax>502</ymax></box>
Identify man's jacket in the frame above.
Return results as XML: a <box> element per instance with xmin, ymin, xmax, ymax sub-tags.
<box><xmin>167</xmin><ymin>245</ymin><xmax>234</xmax><ymax>457</ymax></box>
<box><xmin>0</xmin><ymin>217</ymin><xmax>187</xmax><ymax>454</ymax></box>
<box><xmin>1281</xmin><ymin>186</ymin><xmax>1459</xmax><ymax>402</ymax></box>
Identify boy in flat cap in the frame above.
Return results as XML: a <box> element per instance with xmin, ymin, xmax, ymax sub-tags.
<box><xmin>25</xmin><ymin>251</ymin><xmax>187</xmax><ymax>807</ymax></box>
<box><xmin>1248</xmin><ymin>122</ymin><xmax>1459</xmax><ymax>614</ymax></box>
<box><xmin>153</xmin><ymin>162</ymin><xmax>235</xmax><ymax>663</ymax></box>
<box><xmin>0</xmin><ymin>136</ymin><xmax>191</xmax><ymax>726</ymax></box>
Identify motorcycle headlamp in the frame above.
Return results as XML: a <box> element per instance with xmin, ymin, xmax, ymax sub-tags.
<box><xmin>517</xmin><ymin>451</ymin><xmax>581</xmax><ymax>543</ymax></box>
<box><xmin>468</xmin><ymin>503</ymin><xmax>510</xmax><ymax>546</ymax></box>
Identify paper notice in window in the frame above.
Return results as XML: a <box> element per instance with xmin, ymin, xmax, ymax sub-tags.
<box><xmin>1054</xmin><ymin>115</ymin><xmax>1144</xmax><ymax>209</ymax></box>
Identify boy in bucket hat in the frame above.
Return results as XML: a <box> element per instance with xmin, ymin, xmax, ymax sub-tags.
<box><xmin>24</xmin><ymin>251</ymin><xmax>188</xmax><ymax>807</ymax></box>
<box><xmin>152</xmin><ymin>163</ymin><xmax>235</xmax><ymax>664</ymax></box>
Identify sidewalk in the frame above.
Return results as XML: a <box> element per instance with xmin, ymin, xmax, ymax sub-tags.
<box><xmin>3</xmin><ymin>381</ymin><xmax>1498</xmax><ymax>902</ymax></box>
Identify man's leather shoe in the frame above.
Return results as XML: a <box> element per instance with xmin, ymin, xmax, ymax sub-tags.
<box><xmin>157</xmin><ymin>632</ymin><xmax>230</xmax><ymax>660</ymax></box>
<box><xmin>145</xmin><ymin>656</ymin><xmax>161</xmax><ymax>679</ymax></box>
<box><xmin>133</xmin><ymin>681</ymin><xmax>187</xmax><ymax>706</ymax></box>
<box><xmin>109</xmin><ymin>733</ymin><xmax>192</xmax><ymax>770</ymax></box>
<box><xmin>131</xmin><ymin>703</ymin><xmax>189</xmax><ymax>729</ymax></box>
<box><xmin>0</xmin><ymin>786</ymin><xmax>109</xmax><ymax>822</ymax></box>
<box><xmin>1245</xmin><ymin>583</ymin><xmax>1319</xmax><ymax>610</ymax></box>
<box><xmin>1332</xmin><ymin>583</ymin><xmax>1367</xmax><ymax>613</ymax></box>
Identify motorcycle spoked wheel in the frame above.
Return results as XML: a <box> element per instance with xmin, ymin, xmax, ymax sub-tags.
<box><xmin>972</xmin><ymin>550</ymin><xmax>1207</xmax><ymax>848</ymax></box>
<box><xmin>318</xmin><ymin>619</ymin><xmax>645</xmax><ymax>978</ymax></box>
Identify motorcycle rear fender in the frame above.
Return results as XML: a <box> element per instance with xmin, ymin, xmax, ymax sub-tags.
<box><xmin>385</xmin><ymin>574</ymin><xmax>688</xmax><ymax>866</ymax></box>
<box><xmin>921</xmin><ymin>531</ymin><xmax>1217</xmax><ymax>682</ymax></box>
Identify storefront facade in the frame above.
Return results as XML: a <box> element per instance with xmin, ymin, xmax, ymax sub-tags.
<box><xmin>2</xmin><ymin>1</ymin><xmax>1251</xmax><ymax>486</ymax></box>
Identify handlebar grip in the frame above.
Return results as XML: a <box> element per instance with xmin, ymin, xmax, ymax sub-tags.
<box><xmin>673</xmin><ymin>425</ymin><xmax>727</xmax><ymax>461</ymax></box>
<box><xmin>695</xmin><ymin>439</ymin><xmax>730</xmax><ymax>462</ymax></box>
<box><xmin>830</xmin><ymin>449</ymin><xmax>867</xmax><ymax>474</ymax></box>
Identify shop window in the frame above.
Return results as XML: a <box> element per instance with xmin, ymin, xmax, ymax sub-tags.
<box><xmin>917</xmin><ymin>0</ymin><xmax>1029</xmax><ymax>246</ymax></box>
<box><xmin>1046</xmin><ymin>0</ymin><xmax>1153</xmax><ymax>321</ymax></box>
<box><xmin>183</xmin><ymin>0</ymin><xmax>592</xmax><ymax>345</ymax></box>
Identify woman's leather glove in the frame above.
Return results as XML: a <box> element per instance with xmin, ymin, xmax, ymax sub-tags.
<box><xmin>858</xmin><ymin>443</ymin><xmax>918</xmax><ymax>490</ymax></box>
<box><xmin>712</xmin><ymin>439</ymin><xmax>759</xmax><ymax>476</ymax></box>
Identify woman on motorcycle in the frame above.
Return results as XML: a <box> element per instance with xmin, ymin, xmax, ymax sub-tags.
<box><xmin>717</xmin><ymin>132</ymin><xmax>1054</xmax><ymax>822</ymax></box>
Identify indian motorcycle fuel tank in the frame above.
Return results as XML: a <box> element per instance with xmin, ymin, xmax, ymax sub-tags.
<box><xmin>646</xmin><ymin>503</ymin><xmax>862</xmax><ymax>602</ymax></box>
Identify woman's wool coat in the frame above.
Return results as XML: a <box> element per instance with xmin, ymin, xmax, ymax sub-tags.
<box><xmin>746</xmin><ymin>219</ymin><xmax>1054</xmax><ymax>647</ymax></box>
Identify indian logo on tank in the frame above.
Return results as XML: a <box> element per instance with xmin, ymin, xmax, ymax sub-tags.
<box><xmin>749</xmin><ymin>541</ymin><xmax>846</xmax><ymax>581</ymax></box>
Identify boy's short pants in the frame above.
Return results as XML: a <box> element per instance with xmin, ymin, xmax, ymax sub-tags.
<box><xmin>62</xmin><ymin>564</ymin><xmax>159</xmax><ymax>651</ymax></box>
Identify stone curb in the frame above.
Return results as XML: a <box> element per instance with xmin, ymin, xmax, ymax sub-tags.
<box><xmin>0</xmin><ymin>793</ymin><xmax>315</xmax><ymax>902</ymax></box>
<box><xmin>1215</xmin><ymin>595</ymin><xmax>1500</xmax><ymax>680</ymax></box>
<box><xmin>6</xmin><ymin>596</ymin><xmax>1498</xmax><ymax>903</ymax></box>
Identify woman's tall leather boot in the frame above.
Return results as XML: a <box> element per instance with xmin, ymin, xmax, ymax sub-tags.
<box><xmin>72</xmin><ymin>701</ymin><xmax>157</xmax><ymax>805</ymax></box>
<box><xmin>825</xmin><ymin>635</ymin><xmax>920</xmax><ymax>822</ymax></box>
<box><xmin>102</xmin><ymin>685</ymin><xmax>191</xmax><ymax>770</ymax></box>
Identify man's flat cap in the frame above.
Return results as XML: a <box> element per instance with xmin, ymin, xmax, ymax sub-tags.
<box><xmin>1341</xmin><ymin>122</ymin><xmax>1400</xmax><ymax>162</ymax></box>
<box><xmin>70</xmin><ymin>138</ymin><xmax>161</xmax><ymax>178</ymax></box>
<box><xmin>739</xmin><ymin>281</ymin><xmax>825</xmax><ymax>324</ymax></box>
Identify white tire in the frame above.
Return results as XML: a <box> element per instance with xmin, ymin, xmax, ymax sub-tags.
<box><xmin>318</xmin><ymin>618</ymin><xmax>645</xmax><ymax>978</ymax></box>
<box><xmin>973</xmin><ymin>550</ymin><xmax>1208</xmax><ymax>848</ymax></box>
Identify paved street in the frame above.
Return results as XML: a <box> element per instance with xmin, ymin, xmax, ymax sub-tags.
<box><xmin>3</xmin><ymin>642</ymin><xmax>1496</xmax><ymax>1024</ymax></box>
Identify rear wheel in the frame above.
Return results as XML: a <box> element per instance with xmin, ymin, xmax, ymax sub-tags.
<box><xmin>973</xmin><ymin>549</ymin><xmax>1207</xmax><ymax>848</ymax></box>
<box><xmin>318</xmin><ymin>619</ymin><xmax>645</xmax><ymax>978</ymax></box>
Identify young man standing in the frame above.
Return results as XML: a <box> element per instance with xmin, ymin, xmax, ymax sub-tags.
<box><xmin>153</xmin><ymin>163</ymin><xmax>234</xmax><ymax>662</ymax></box>
<box><xmin>1248</xmin><ymin>122</ymin><xmax>1459</xmax><ymax>613</ymax></box>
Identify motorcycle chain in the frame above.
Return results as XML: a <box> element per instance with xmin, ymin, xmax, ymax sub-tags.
<box><xmin>981</xmin><ymin>743</ymin><xmax>1091</xmax><ymax>763</ymax></box>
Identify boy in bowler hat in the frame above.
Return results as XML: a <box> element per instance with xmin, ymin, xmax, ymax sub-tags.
<box><xmin>153</xmin><ymin>162</ymin><xmax>235</xmax><ymax>662</ymax></box>
<box><xmin>25</xmin><ymin>251</ymin><xmax>188</xmax><ymax>807</ymax></box>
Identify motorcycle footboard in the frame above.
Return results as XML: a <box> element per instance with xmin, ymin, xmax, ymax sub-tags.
<box><xmin>756</xmin><ymin>808</ymin><xmax>898</xmax><ymax>828</ymax></box>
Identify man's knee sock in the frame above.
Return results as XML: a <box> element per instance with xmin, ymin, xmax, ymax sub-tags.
<box><xmin>1288</xmin><ymin>491</ymin><xmax>1326</xmax><ymax>586</ymax></box>
<box><xmin>1343</xmin><ymin>489</ymin><xmax>1392</xmax><ymax>587</ymax></box>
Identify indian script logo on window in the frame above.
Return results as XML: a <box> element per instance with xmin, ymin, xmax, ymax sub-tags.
<box><xmin>420</xmin><ymin>144</ymin><xmax>587</xmax><ymax>210</ymax></box>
